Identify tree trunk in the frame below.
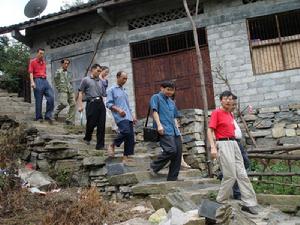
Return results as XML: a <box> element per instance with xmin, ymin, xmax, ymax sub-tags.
<box><xmin>183</xmin><ymin>0</ymin><xmax>212</xmax><ymax>177</ymax></box>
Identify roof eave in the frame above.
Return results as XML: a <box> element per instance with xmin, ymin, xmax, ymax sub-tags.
<box><xmin>0</xmin><ymin>0</ymin><xmax>134</xmax><ymax>34</ymax></box>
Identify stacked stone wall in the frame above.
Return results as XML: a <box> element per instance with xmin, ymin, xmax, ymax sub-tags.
<box><xmin>242</xmin><ymin>104</ymin><xmax>300</xmax><ymax>148</ymax></box>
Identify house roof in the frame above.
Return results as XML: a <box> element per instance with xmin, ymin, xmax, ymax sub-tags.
<box><xmin>0</xmin><ymin>0</ymin><xmax>133</xmax><ymax>34</ymax></box>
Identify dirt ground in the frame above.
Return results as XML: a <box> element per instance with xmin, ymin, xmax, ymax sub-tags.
<box><xmin>0</xmin><ymin>187</ymin><xmax>153</xmax><ymax>225</ymax></box>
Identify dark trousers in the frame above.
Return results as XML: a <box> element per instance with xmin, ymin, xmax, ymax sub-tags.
<box><xmin>113</xmin><ymin>120</ymin><xmax>135</xmax><ymax>156</ymax></box>
<box><xmin>33</xmin><ymin>78</ymin><xmax>54</xmax><ymax>120</ymax></box>
<box><xmin>151</xmin><ymin>135</ymin><xmax>182</xmax><ymax>181</ymax></box>
<box><xmin>84</xmin><ymin>99</ymin><xmax>106</xmax><ymax>148</ymax></box>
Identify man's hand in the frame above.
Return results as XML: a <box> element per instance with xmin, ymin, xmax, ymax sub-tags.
<box><xmin>133</xmin><ymin>117</ymin><xmax>138</xmax><ymax>125</ymax></box>
<box><xmin>31</xmin><ymin>81</ymin><xmax>36</xmax><ymax>89</ymax></box>
<box><xmin>118</xmin><ymin>109</ymin><xmax>126</xmax><ymax>117</ymax></box>
<box><xmin>211</xmin><ymin>146</ymin><xmax>218</xmax><ymax>160</ymax></box>
<box><xmin>157</xmin><ymin>125</ymin><xmax>164</xmax><ymax>135</ymax></box>
<box><xmin>78</xmin><ymin>106</ymin><xmax>84</xmax><ymax>112</ymax></box>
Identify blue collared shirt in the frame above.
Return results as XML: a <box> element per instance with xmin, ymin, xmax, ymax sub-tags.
<box><xmin>106</xmin><ymin>85</ymin><xmax>133</xmax><ymax>124</ymax></box>
<box><xmin>150</xmin><ymin>92</ymin><xmax>180</xmax><ymax>136</ymax></box>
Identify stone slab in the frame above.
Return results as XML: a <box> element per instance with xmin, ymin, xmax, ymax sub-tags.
<box><xmin>82</xmin><ymin>156</ymin><xmax>106</xmax><ymax>167</ymax></box>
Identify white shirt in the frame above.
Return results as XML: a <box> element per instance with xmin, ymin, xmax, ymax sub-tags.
<box><xmin>234</xmin><ymin>119</ymin><xmax>242</xmax><ymax>140</ymax></box>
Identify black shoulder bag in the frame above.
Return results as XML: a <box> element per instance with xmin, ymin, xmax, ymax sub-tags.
<box><xmin>143</xmin><ymin>96</ymin><xmax>160</xmax><ymax>142</ymax></box>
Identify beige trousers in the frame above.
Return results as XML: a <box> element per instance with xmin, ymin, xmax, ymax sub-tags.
<box><xmin>216</xmin><ymin>140</ymin><xmax>257</xmax><ymax>207</ymax></box>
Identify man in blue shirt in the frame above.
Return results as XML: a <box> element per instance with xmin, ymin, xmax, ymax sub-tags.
<box><xmin>149</xmin><ymin>81</ymin><xmax>182</xmax><ymax>181</ymax></box>
<box><xmin>106</xmin><ymin>71</ymin><xmax>137</xmax><ymax>164</ymax></box>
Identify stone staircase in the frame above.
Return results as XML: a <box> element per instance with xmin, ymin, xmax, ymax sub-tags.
<box><xmin>0</xmin><ymin>89</ymin><xmax>34</xmax><ymax>121</ymax></box>
<box><xmin>23</xmin><ymin>122</ymin><xmax>300</xmax><ymax>224</ymax></box>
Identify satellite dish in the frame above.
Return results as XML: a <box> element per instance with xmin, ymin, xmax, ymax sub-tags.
<box><xmin>24</xmin><ymin>0</ymin><xmax>48</xmax><ymax>18</ymax></box>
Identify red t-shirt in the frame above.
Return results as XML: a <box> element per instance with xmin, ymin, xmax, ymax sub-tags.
<box><xmin>209</xmin><ymin>108</ymin><xmax>235</xmax><ymax>139</ymax></box>
<box><xmin>28</xmin><ymin>58</ymin><xmax>46</xmax><ymax>78</ymax></box>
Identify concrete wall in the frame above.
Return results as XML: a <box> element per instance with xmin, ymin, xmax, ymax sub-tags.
<box><xmin>27</xmin><ymin>0</ymin><xmax>300</xmax><ymax>123</ymax></box>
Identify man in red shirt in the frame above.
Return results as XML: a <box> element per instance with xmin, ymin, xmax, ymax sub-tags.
<box><xmin>207</xmin><ymin>90</ymin><xmax>258</xmax><ymax>215</ymax></box>
<box><xmin>28</xmin><ymin>48</ymin><xmax>54</xmax><ymax>123</ymax></box>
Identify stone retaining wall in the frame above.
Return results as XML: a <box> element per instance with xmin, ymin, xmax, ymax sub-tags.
<box><xmin>242</xmin><ymin>104</ymin><xmax>300</xmax><ymax>148</ymax></box>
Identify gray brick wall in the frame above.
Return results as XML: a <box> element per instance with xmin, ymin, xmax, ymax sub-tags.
<box><xmin>206</xmin><ymin>0</ymin><xmax>300</xmax><ymax>108</ymax></box>
<box><xmin>27</xmin><ymin>0</ymin><xmax>300</xmax><ymax>123</ymax></box>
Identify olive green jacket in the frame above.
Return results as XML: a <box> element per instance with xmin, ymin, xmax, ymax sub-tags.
<box><xmin>54</xmin><ymin>68</ymin><xmax>73</xmax><ymax>93</ymax></box>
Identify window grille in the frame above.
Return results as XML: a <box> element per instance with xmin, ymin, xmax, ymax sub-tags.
<box><xmin>47</xmin><ymin>30</ymin><xmax>92</xmax><ymax>49</ymax></box>
<box><xmin>131</xmin><ymin>28</ymin><xmax>207</xmax><ymax>59</ymax></box>
<box><xmin>243</xmin><ymin>0</ymin><xmax>263</xmax><ymax>4</ymax></box>
<box><xmin>247</xmin><ymin>10</ymin><xmax>300</xmax><ymax>74</ymax></box>
<box><xmin>128</xmin><ymin>4</ymin><xmax>203</xmax><ymax>30</ymax></box>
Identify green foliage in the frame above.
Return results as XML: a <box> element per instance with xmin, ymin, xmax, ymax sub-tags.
<box><xmin>49</xmin><ymin>168</ymin><xmax>73</xmax><ymax>187</ymax></box>
<box><xmin>0</xmin><ymin>36</ymin><xmax>30</xmax><ymax>92</ymax></box>
<box><xmin>251</xmin><ymin>160</ymin><xmax>300</xmax><ymax>195</ymax></box>
<box><xmin>208</xmin><ymin>191</ymin><xmax>217</xmax><ymax>201</ymax></box>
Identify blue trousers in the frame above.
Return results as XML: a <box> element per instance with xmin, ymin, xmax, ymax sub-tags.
<box><xmin>33</xmin><ymin>78</ymin><xmax>54</xmax><ymax>120</ymax></box>
<box><xmin>114</xmin><ymin>120</ymin><xmax>135</xmax><ymax>156</ymax></box>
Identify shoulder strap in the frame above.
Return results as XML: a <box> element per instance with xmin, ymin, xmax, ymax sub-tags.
<box><xmin>145</xmin><ymin>94</ymin><xmax>160</xmax><ymax>127</ymax></box>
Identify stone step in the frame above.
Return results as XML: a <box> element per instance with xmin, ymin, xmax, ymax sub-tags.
<box><xmin>0</xmin><ymin>92</ymin><xmax>18</xmax><ymax>97</ymax></box>
<box><xmin>184</xmin><ymin>185</ymin><xmax>220</xmax><ymax>205</ymax></box>
<box><xmin>132</xmin><ymin>178</ymin><xmax>219</xmax><ymax>195</ymax></box>
<box><xmin>0</xmin><ymin>106</ymin><xmax>33</xmax><ymax>113</ymax></box>
<box><xmin>0</xmin><ymin>112</ymin><xmax>33</xmax><ymax>121</ymax></box>
<box><xmin>0</xmin><ymin>104</ymin><xmax>32</xmax><ymax>110</ymax></box>
<box><xmin>0</xmin><ymin>96</ymin><xmax>25</xmax><ymax>102</ymax></box>
<box><xmin>108</xmin><ymin>169</ymin><xmax>206</xmax><ymax>187</ymax></box>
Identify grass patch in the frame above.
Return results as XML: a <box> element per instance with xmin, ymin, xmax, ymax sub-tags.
<box><xmin>251</xmin><ymin>160</ymin><xmax>300</xmax><ymax>195</ymax></box>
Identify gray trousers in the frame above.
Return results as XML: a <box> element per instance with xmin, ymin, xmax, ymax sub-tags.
<box><xmin>216</xmin><ymin>140</ymin><xmax>257</xmax><ymax>207</ymax></box>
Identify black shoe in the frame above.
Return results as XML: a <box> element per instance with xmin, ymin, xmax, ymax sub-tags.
<box><xmin>95</xmin><ymin>145</ymin><xmax>105</xmax><ymax>150</ymax></box>
<box><xmin>37</xmin><ymin>119</ymin><xmax>43</xmax><ymax>123</ymax></box>
<box><xmin>45</xmin><ymin>118</ymin><xmax>54</xmax><ymax>125</ymax></box>
<box><xmin>149</xmin><ymin>168</ymin><xmax>158</xmax><ymax>177</ymax></box>
<box><xmin>241</xmin><ymin>206</ymin><xmax>258</xmax><ymax>215</ymax></box>
<box><xmin>54</xmin><ymin>114</ymin><xmax>58</xmax><ymax>121</ymax></box>
<box><xmin>83</xmin><ymin>138</ymin><xmax>90</xmax><ymax>145</ymax></box>
<box><xmin>65</xmin><ymin>120</ymin><xmax>74</xmax><ymax>126</ymax></box>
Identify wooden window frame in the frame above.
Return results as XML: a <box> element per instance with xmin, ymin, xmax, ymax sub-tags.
<box><xmin>247</xmin><ymin>10</ymin><xmax>300</xmax><ymax>75</ymax></box>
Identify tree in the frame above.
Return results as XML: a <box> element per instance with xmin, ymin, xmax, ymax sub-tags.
<box><xmin>61</xmin><ymin>0</ymin><xmax>95</xmax><ymax>10</ymax></box>
<box><xmin>0</xmin><ymin>37</ymin><xmax>30</xmax><ymax>92</ymax></box>
<box><xmin>183</xmin><ymin>0</ymin><xmax>213</xmax><ymax>177</ymax></box>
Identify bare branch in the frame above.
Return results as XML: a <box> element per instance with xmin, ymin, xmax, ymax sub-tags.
<box><xmin>196</xmin><ymin>0</ymin><xmax>199</xmax><ymax>17</ymax></box>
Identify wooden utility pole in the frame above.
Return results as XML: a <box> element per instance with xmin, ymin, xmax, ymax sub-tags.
<box><xmin>183</xmin><ymin>0</ymin><xmax>212</xmax><ymax>177</ymax></box>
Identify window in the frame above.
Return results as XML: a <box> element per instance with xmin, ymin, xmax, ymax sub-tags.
<box><xmin>130</xmin><ymin>29</ymin><xmax>207</xmax><ymax>60</ymax></box>
<box><xmin>128</xmin><ymin>4</ymin><xmax>203</xmax><ymax>30</ymax></box>
<box><xmin>247</xmin><ymin>10</ymin><xmax>300</xmax><ymax>74</ymax></box>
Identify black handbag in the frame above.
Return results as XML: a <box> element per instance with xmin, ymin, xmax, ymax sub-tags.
<box><xmin>143</xmin><ymin>99</ymin><xmax>160</xmax><ymax>142</ymax></box>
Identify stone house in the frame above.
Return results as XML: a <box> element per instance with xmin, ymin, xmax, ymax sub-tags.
<box><xmin>0</xmin><ymin>0</ymin><xmax>300</xmax><ymax>121</ymax></box>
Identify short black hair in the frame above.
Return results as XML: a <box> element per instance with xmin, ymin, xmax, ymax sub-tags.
<box><xmin>101</xmin><ymin>66</ymin><xmax>109</xmax><ymax>70</ymax></box>
<box><xmin>37</xmin><ymin>48</ymin><xmax>45</xmax><ymax>53</ymax></box>
<box><xmin>160</xmin><ymin>81</ymin><xmax>175</xmax><ymax>89</ymax></box>
<box><xmin>61</xmin><ymin>58</ymin><xmax>70</xmax><ymax>64</ymax></box>
<box><xmin>116</xmin><ymin>71</ymin><xmax>126</xmax><ymax>78</ymax></box>
<box><xmin>219</xmin><ymin>90</ymin><xmax>233</xmax><ymax>100</ymax></box>
<box><xmin>232</xmin><ymin>94</ymin><xmax>237</xmax><ymax>100</ymax></box>
<box><xmin>91</xmin><ymin>63</ymin><xmax>101</xmax><ymax>70</ymax></box>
